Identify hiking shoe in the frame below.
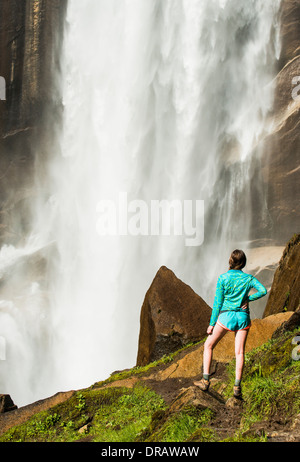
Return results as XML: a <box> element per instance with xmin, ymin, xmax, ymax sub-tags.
<box><xmin>233</xmin><ymin>385</ymin><xmax>242</xmax><ymax>399</ymax></box>
<box><xmin>194</xmin><ymin>378</ymin><xmax>210</xmax><ymax>391</ymax></box>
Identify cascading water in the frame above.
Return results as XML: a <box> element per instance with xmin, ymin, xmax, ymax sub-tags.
<box><xmin>0</xmin><ymin>0</ymin><xmax>282</xmax><ymax>406</ymax></box>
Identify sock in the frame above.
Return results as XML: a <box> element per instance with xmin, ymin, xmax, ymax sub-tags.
<box><xmin>234</xmin><ymin>379</ymin><xmax>241</xmax><ymax>387</ymax></box>
<box><xmin>203</xmin><ymin>374</ymin><xmax>210</xmax><ymax>381</ymax></box>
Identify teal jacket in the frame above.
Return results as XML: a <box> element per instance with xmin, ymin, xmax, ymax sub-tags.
<box><xmin>209</xmin><ymin>269</ymin><xmax>267</xmax><ymax>327</ymax></box>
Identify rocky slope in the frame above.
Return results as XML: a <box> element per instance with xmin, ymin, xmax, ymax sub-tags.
<box><xmin>0</xmin><ymin>237</ymin><xmax>299</xmax><ymax>443</ymax></box>
<box><xmin>0</xmin><ymin>310</ymin><xmax>299</xmax><ymax>442</ymax></box>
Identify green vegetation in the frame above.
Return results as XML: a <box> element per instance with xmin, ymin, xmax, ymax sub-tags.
<box><xmin>1</xmin><ymin>330</ymin><xmax>300</xmax><ymax>442</ymax></box>
<box><xmin>143</xmin><ymin>406</ymin><xmax>215</xmax><ymax>442</ymax></box>
<box><xmin>0</xmin><ymin>383</ymin><xmax>215</xmax><ymax>443</ymax></box>
<box><xmin>223</xmin><ymin>329</ymin><xmax>300</xmax><ymax>440</ymax></box>
<box><xmin>0</xmin><ymin>386</ymin><xmax>166</xmax><ymax>442</ymax></box>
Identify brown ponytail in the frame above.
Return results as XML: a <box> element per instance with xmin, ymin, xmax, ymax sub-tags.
<box><xmin>229</xmin><ymin>249</ymin><xmax>246</xmax><ymax>270</ymax></box>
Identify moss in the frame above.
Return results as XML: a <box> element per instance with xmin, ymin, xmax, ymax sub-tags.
<box><xmin>0</xmin><ymin>386</ymin><xmax>166</xmax><ymax>443</ymax></box>
<box><xmin>142</xmin><ymin>407</ymin><xmax>214</xmax><ymax>442</ymax></box>
<box><xmin>243</xmin><ymin>331</ymin><xmax>296</xmax><ymax>378</ymax></box>
<box><xmin>238</xmin><ymin>365</ymin><xmax>300</xmax><ymax>434</ymax></box>
<box><xmin>223</xmin><ymin>329</ymin><xmax>300</xmax><ymax>437</ymax></box>
<box><xmin>222</xmin><ymin>431</ymin><xmax>268</xmax><ymax>442</ymax></box>
<box><xmin>1</xmin><ymin>329</ymin><xmax>300</xmax><ymax>443</ymax></box>
<box><xmin>187</xmin><ymin>427</ymin><xmax>217</xmax><ymax>442</ymax></box>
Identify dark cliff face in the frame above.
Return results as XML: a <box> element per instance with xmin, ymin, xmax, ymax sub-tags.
<box><xmin>263</xmin><ymin>233</ymin><xmax>300</xmax><ymax>317</ymax></box>
<box><xmin>278</xmin><ymin>0</ymin><xmax>300</xmax><ymax>70</ymax></box>
<box><xmin>258</xmin><ymin>0</ymin><xmax>300</xmax><ymax>244</ymax></box>
<box><xmin>0</xmin><ymin>0</ymin><xmax>67</xmax><ymax>245</ymax></box>
<box><xmin>0</xmin><ymin>0</ymin><xmax>67</xmax><ymax>134</ymax></box>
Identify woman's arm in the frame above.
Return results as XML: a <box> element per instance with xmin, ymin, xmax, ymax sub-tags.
<box><xmin>209</xmin><ymin>276</ymin><xmax>225</xmax><ymax>327</ymax></box>
<box><xmin>248</xmin><ymin>277</ymin><xmax>267</xmax><ymax>301</ymax></box>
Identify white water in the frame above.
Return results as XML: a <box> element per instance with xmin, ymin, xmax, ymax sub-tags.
<box><xmin>0</xmin><ymin>0</ymin><xmax>281</xmax><ymax>406</ymax></box>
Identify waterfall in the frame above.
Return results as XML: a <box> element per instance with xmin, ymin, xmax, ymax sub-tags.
<box><xmin>0</xmin><ymin>0</ymin><xmax>281</xmax><ymax>406</ymax></box>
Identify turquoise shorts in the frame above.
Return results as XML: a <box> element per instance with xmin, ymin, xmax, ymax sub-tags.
<box><xmin>217</xmin><ymin>310</ymin><xmax>251</xmax><ymax>332</ymax></box>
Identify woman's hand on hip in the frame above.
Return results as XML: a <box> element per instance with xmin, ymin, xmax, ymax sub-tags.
<box><xmin>241</xmin><ymin>298</ymin><xmax>249</xmax><ymax>310</ymax></box>
<box><xmin>207</xmin><ymin>325</ymin><xmax>214</xmax><ymax>335</ymax></box>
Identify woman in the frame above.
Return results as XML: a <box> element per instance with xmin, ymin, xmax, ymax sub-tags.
<box><xmin>194</xmin><ymin>249</ymin><xmax>267</xmax><ymax>398</ymax></box>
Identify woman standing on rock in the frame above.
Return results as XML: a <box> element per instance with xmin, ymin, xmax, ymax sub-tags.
<box><xmin>194</xmin><ymin>249</ymin><xmax>267</xmax><ymax>398</ymax></box>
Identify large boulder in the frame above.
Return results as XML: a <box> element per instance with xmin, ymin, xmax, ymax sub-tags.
<box><xmin>263</xmin><ymin>233</ymin><xmax>300</xmax><ymax>317</ymax></box>
<box><xmin>0</xmin><ymin>395</ymin><xmax>17</xmax><ymax>414</ymax></box>
<box><xmin>136</xmin><ymin>266</ymin><xmax>212</xmax><ymax>366</ymax></box>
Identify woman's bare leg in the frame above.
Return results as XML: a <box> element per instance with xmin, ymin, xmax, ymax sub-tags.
<box><xmin>234</xmin><ymin>328</ymin><xmax>249</xmax><ymax>381</ymax></box>
<box><xmin>203</xmin><ymin>323</ymin><xmax>227</xmax><ymax>375</ymax></box>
